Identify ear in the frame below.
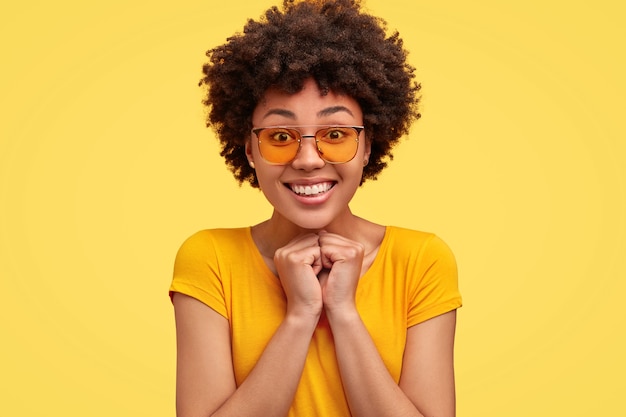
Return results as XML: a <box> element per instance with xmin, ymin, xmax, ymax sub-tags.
<box><xmin>362</xmin><ymin>138</ymin><xmax>372</xmax><ymax>166</ymax></box>
<box><xmin>245</xmin><ymin>140</ymin><xmax>256</xmax><ymax>169</ymax></box>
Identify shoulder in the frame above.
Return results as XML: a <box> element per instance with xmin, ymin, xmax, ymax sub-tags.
<box><xmin>177</xmin><ymin>227</ymin><xmax>250</xmax><ymax>251</ymax></box>
<box><xmin>174</xmin><ymin>227</ymin><xmax>251</xmax><ymax>266</ymax></box>
<box><xmin>381</xmin><ymin>226</ymin><xmax>458</xmax><ymax>286</ymax></box>
<box><xmin>385</xmin><ymin>227</ymin><xmax>462</xmax><ymax>324</ymax></box>
<box><xmin>171</xmin><ymin>228</ymin><xmax>253</xmax><ymax>309</ymax></box>
<box><xmin>385</xmin><ymin>226</ymin><xmax>455</xmax><ymax>262</ymax></box>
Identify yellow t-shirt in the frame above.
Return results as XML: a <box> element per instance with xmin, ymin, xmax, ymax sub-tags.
<box><xmin>170</xmin><ymin>226</ymin><xmax>462</xmax><ymax>416</ymax></box>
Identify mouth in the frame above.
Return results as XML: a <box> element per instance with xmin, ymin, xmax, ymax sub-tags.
<box><xmin>287</xmin><ymin>181</ymin><xmax>336</xmax><ymax>197</ymax></box>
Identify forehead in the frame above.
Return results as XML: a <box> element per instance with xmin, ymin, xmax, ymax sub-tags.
<box><xmin>253</xmin><ymin>79</ymin><xmax>362</xmax><ymax>124</ymax></box>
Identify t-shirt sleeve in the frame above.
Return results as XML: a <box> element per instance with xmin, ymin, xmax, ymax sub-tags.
<box><xmin>169</xmin><ymin>230</ymin><xmax>228</xmax><ymax>318</ymax></box>
<box><xmin>407</xmin><ymin>234</ymin><xmax>462</xmax><ymax>327</ymax></box>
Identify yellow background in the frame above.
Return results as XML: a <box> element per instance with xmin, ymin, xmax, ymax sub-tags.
<box><xmin>1</xmin><ymin>0</ymin><xmax>624</xmax><ymax>415</ymax></box>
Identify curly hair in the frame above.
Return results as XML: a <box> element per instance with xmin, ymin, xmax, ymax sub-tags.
<box><xmin>200</xmin><ymin>0</ymin><xmax>421</xmax><ymax>187</ymax></box>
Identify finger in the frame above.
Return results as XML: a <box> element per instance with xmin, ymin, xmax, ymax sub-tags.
<box><xmin>277</xmin><ymin>244</ymin><xmax>321</xmax><ymax>269</ymax></box>
<box><xmin>319</xmin><ymin>238</ymin><xmax>364</xmax><ymax>263</ymax></box>
<box><xmin>317</xmin><ymin>231</ymin><xmax>359</xmax><ymax>249</ymax></box>
<box><xmin>311</xmin><ymin>254</ymin><xmax>323</xmax><ymax>276</ymax></box>
<box><xmin>283</xmin><ymin>233</ymin><xmax>322</xmax><ymax>251</ymax></box>
<box><xmin>274</xmin><ymin>233</ymin><xmax>320</xmax><ymax>260</ymax></box>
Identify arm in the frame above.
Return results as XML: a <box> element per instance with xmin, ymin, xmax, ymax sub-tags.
<box><xmin>318</xmin><ymin>231</ymin><xmax>458</xmax><ymax>417</ymax></box>
<box><xmin>173</xmin><ymin>233</ymin><xmax>325</xmax><ymax>417</ymax></box>
<box><xmin>399</xmin><ymin>311</ymin><xmax>457</xmax><ymax>416</ymax></box>
<box><xmin>327</xmin><ymin>309</ymin><xmax>457</xmax><ymax>417</ymax></box>
<box><xmin>173</xmin><ymin>293</ymin><xmax>318</xmax><ymax>417</ymax></box>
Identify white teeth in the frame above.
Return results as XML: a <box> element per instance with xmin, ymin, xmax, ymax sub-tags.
<box><xmin>290</xmin><ymin>182</ymin><xmax>333</xmax><ymax>196</ymax></box>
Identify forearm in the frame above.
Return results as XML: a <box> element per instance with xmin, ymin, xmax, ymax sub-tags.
<box><xmin>327</xmin><ymin>310</ymin><xmax>424</xmax><ymax>417</ymax></box>
<box><xmin>211</xmin><ymin>314</ymin><xmax>317</xmax><ymax>417</ymax></box>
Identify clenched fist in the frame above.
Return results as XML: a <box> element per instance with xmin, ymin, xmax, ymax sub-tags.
<box><xmin>274</xmin><ymin>231</ymin><xmax>365</xmax><ymax>321</ymax></box>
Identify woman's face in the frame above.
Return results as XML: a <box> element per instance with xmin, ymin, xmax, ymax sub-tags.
<box><xmin>246</xmin><ymin>78</ymin><xmax>371</xmax><ymax>230</ymax></box>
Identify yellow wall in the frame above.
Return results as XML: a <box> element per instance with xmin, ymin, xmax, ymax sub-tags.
<box><xmin>1</xmin><ymin>1</ymin><xmax>624</xmax><ymax>415</ymax></box>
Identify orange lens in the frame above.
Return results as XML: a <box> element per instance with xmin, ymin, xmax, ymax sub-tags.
<box><xmin>255</xmin><ymin>127</ymin><xmax>360</xmax><ymax>164</ymax></box>
<box><xmin>315</xmin><ymin>127</ymin><xmax>359</xmax><ymax>163</ymax></box>
<box><xmin>257</xmin><ymin>128</ymin><xmax>301</xmax><ymax>164</ymax></box>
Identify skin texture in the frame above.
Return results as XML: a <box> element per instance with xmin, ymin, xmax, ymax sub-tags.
<box><xmin>247</xmin><ymin>79</ymin><xmax>371</xmax><ymax>235</ymax></box>
<box><xmin>173</xmin><ymin>79</ymin><xmax>458</xmax><ymax>416</ymax></box>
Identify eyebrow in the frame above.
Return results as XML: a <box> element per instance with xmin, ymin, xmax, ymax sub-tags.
<box><xmin>261</xmin><ymin>106</ymin><xmax>354</xmax><ymax>120</ymax></box>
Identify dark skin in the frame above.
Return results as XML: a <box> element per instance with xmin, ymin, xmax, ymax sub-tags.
<box><xmin>200</xmin><ymin>0</ymin><xmax>421</xmax><ymax>188</ymax></box>
<box><xmin>173</xmin><ymin>79</ymin><xmax>457</xmax><ymax>417</ymax></box>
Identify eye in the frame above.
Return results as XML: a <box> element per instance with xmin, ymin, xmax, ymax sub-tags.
<box><xmin>328</xmin><ymin>130</ymin><xmax>344</xmax><ymax>140</ymax></box>
<box><xmin>321</xmin><ymin>128</ymin><xmax>351</xmax><ymax>142</ymax></box>
<box><xmin>269</xmin><ymin>129</ymin><xmax>296</xmax><ymax>143</ymax></box>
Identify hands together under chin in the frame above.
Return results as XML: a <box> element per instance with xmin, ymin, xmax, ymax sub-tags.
<box><xmin>273</xmin><ymin>231</ymin><xmax>365</xmax><ymax>321</ymax></box>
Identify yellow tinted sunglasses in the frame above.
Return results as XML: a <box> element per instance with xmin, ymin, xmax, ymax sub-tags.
<box><xmin>251</xmin><ymin>125</ymin><xmax>363</xmax><ymax>165</ymax></box>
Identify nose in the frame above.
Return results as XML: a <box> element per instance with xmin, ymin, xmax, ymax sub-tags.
<box><xmin>290</xmin><ymin>135</ymin><xmax>326</xmax><ymax>171</ymax></box>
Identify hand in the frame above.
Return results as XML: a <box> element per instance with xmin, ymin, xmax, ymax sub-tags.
<box><xmin>317</xmin><ymin>231</ymin><xmax>364</xmax><ymax>314</ymax></box>
<box><xmin>274</xmin><ymin>233</ymin><xmax>324</xmax><ymax>320</ymax></box>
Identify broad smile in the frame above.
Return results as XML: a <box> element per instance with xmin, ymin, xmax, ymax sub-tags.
<box><xmin>287</xmin><ymin>181</ymin><xmax>336</xmax><ymax>197</ymax></box>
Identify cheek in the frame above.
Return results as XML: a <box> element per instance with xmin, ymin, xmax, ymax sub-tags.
<box><xmin>254</xmin><ymin>165</ymin><xmax>284</xmax><ymax>191</ymax></box>
<box><xmin>338</xmin><ymin>163</ymin><xmax>365</xmax><ymax>187</ymax></box>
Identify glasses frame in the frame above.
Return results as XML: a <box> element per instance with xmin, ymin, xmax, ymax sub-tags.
<box><xmin>251</xmin><ymin>125</ymin><xmax>364</xmax><ymax>165</ymax></box>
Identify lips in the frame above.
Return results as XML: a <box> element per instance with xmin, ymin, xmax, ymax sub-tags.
<box><xmin>288</xmin><ymin>181</ymin><xmax>335</xmax><ymax>196</ymax></box>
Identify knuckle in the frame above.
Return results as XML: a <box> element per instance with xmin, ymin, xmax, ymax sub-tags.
<box><xmin>274</xmin><ymin>248</ymin><xmax>292</xmax><ymax>264</ymax></box>
<box><xmin>285</xmin><ymin>251</ymin><xmax>302</xmax><ymax>263</ymax></box>
<box><xmin>347</xmin><ymin>244</ymin><xmax>364</xmax><ymax>258</ymax></box>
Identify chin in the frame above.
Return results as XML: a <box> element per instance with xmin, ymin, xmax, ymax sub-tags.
<box><xmin>283</xmin><ymin>212</ymin><xmax>336</xmax><ymax>231</ymax></box>
<box><xmin>291</xmin><ymin>219</ymin><xmax>330</xmax><ymax>232</ymax></box>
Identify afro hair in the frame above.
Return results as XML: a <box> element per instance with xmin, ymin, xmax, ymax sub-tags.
<box><xmin>200</xmin><ymin>0</ymin><xmax>421</xmax><ymax>187</ymax></box>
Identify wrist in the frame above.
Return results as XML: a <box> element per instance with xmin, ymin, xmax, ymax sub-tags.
<box><xmin>285</xmin><ymin>307</ymin><xmax>322</xmax><ymax>330</ymax></box>
<box><xmin>324</xmin><ymin>304</ymin><xmax>360</xmax><ymax>327</ymax></box>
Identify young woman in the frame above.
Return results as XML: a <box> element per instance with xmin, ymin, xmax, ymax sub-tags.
<box><xmin>170</xmin><ymin>1</ymin><xmax>462</xmax><ymax>416</ymax></box>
